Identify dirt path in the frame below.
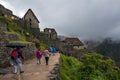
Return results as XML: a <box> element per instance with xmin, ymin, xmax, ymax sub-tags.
<box><xmin>0</xmin><ymin>53</ymin><xmax>60</xmax><ymax>80</ymax></box>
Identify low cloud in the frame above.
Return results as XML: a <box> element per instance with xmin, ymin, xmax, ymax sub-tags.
<box><xmin>1</xmin><ymin>0</ymin><xmax>120</xmax><ymax>41</ymax></box>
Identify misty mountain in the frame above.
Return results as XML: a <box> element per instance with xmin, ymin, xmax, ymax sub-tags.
<box><xmin>84</xmin><ymin>40</ymin><xmax>101</xmax><ymax>50</ymax></box>
<box><xmin>58</xmin><ymin>35</ymin><xmax>67</xmax><ymax>41</ymax></box>
<box><xmin>95</xmin><ymin>38</ymin><xmax>120</xmax><ymax>66</ymax></box>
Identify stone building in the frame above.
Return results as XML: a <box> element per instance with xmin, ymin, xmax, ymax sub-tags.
<box><xmin>37</xmin><ymin>28</ymin><xmax>60</xmax><ymax>48</ymax></box>
<box><xmin>44</xmin><ymin>28</ymin><xmax>58</xmax><ymax>40</ymax></box>
<box><xmin>0</xmin><ymin>4</ymin><xmax>41</xmax><ymax>38</ymax></box>
<box><xmin>62</xmin><ymin>38</ymin><xmax>84</xmax><ymax>50</ymax></box>
<box><xmin>23</xmin><ymin>9</ymin><xmax>39</xmax><ymax>29</ymax></box>
<box><xmin>0</xmin><ymin>4</ymin><xmax>19</xmax><ymax>20</ymax></box>
<box><xmin>23</xmin><ymin>9</ymin><xmax>40</xmax><ymax>38</ymax></box>
<box><xmin>0</xmin><ymin>4</ymin><xmax>12</xmax><ymax>18</ymax></box>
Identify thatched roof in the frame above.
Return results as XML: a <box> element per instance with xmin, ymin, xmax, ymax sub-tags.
<box><xmin>63</xmin><ymin>38</ymin><xmax>84</xmax><ymax>46</ymax></box>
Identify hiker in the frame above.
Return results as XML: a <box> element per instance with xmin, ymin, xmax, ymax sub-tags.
<box><xmin>49</xmin><ymin>46</ymin><xmax>56</xmax><ymax>56</ymax></box>
<box><xmin>36</xmin><ymin>49</ymin><xmax>42</xmax><ymax>64</ymax></box>
<box><xmin>52</xmin><ymin>47</ymin><xmax>56</xmax><ymax>55</ymax></box>
<box><xmin>11</xmin><ymin>47</ymin><xmax>24</xmax><ymax>74</ymax></box>
<box><xmin>49</xmin><ymin>46</ymin><xmax>53</xmax><ymax>53</ymax></box>
<box><xmin>43</xmin><ymin>48</ymin><xmax>50</xmax><ymax>65</ymax></box>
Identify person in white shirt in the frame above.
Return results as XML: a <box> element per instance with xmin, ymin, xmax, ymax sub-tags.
<box><xmin>43</xmin><ymin>48</ymin><xmax>50</xmax><ymax>65</ymax></box>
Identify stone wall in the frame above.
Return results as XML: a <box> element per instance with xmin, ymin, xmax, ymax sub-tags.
<box><xmin>8</xmin><ymin>33</ymin><xmax>20</xmax><ymax>41</ymax></box>
<box><xmin>0</xmin><ymin>23</ymin><xmax>38</xmax><ymax>68</ymax></box>
<box><xmin>49</xmin><ymin>64</ymin><xmax>60</xmax><ymax>80</ymax></box>
<box><xmin>13</xmin><ymin>19</ymin><xmax>41</xmax><ymax>40</ymax></box>
<box><xmin>28</xmin><ymin>28</ymin><xmax>40</xmax><ymax>38</ymax></box>
<box><xmin>0</xmin><ymin>23</ymin><xmax>9</xmax><ymax>68</ymax></box>
<box><xmin>2</xmin><ymin>43</ymin><xmax>37</xmax><ymax>68</ymax></box>
<box><xmin>13</xmin><ymin>19</ymin><xmax>25</xmax><ymax>28</ymax></box>
<box><xmin>22</xmin><ymin>43</ymin><xmax>37</xmax><ymax>60</ymax></box>
<box><xmin>0</xmin><ymin>4</ymin><xmax>13</xmax><ymax>19</ymax></box>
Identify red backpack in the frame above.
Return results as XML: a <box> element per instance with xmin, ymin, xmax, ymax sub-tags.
<box><xmin>11</xmin><ymin>50</ymin><xmax>18</xmax><ymax>60</ymax></box>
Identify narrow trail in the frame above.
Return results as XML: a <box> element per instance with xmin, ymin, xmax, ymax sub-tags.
<box><xmin>0</xmin><ymin>53</ymin><xmax>60</xmax><ymax>80</ymax></box>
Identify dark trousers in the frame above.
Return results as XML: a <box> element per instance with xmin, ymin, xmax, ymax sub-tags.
<box><xmin>45</xmin><ymin>57</ymin><xmax>49</xmax><ymax>65</ymax></box>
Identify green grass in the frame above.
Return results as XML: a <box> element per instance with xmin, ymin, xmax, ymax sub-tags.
<box><xmin>0</xmin><ymin>16</ymin><xmax>42</xmax><ymax>44</ymax></box>
<box><xmin>0</xmin><ymin>17</ymin><xmax>27</xmax><ymax>40</ymax></box>
<box><xmin>60</xmin><ymin>53</ymin><xmax>120</xmax><ymax>80</ymax></box>
<box><xmin>60</xmin><ymin>54</ymin><xmax>82</xmax><ymax>80</ymax></box>
<box><xmin>9</xmin><ymin>41</ymin><xmax>32</xmax><ymax>44</ymax></box>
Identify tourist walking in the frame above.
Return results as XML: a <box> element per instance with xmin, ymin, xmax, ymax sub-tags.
<box><xmin>49</xmin><ymin>46</ymin><xmax>56</xmax><ymax>56</ymax></box>
<box><xmin>43</xmin><ymin>48</ymin><xmax>50</xmax><ymax>65</ymax></box>
<box><xmin>11</xmin><ymin>47</ymin><xmax>24</xmax><ymax>74</ymax></box>
<box><xmin>36</xmin><ymin>49</ymin><xmax>42</xmax><ymax>64</ymax></box>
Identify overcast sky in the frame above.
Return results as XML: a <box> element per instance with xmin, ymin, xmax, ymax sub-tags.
<box><xmin>0</xmin><ymin>0</ymin><xmax>120</xmax><ymax>41</ymax></box>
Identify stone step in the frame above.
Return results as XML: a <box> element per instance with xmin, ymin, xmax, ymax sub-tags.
<box><xmin>0</xmin><ymin>69</ymin><xmax>11</xmax><ymax>74</ymax></box>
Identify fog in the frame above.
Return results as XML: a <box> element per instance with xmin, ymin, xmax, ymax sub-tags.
<box><xmin>1</xmin><ymin>0</ymin><xmax>120</xmax><ymax>41</ymax></box>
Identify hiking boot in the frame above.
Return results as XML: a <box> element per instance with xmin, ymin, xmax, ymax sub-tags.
<box><xmin>20</xmin><ymin>71</ymin><xmax>24</xmax><ymax>74</ymax></box>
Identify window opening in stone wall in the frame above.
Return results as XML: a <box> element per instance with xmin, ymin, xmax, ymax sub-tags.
<box><xmin>2</xmin><ymin>13</ymin><xmax>4</xmax><ymax>16</ymax></box>
<box><xmin>30</xmin><ymin>22</ymin><xmax>32</xmax><ymax>26</ymax></box>
<box><xmin>29</xmin><ymin>18</ymin><xmax>32</xmax><ymax>21</ymax></box>
<box><xmin>29</xmin><ymin>18</ymin><xmax>32</xmax><ymax>27</ymax></box>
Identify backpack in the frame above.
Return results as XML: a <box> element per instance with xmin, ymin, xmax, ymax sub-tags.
<box><xmin>37</xmin><ymin>50</ymin><xmax>42</xmax><ymax>58</ymax></box>
<box><xmin>49</xmin><ymin>47</ymin><xmax>53</xmax><ymax>52</ymax></box>
<box><xmin>11</xmin><ymin>50</ymin><xmax>18</xmax><ymax>60</ymax></box>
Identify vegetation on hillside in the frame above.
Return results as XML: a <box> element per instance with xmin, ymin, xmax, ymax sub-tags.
<box><xmin>60</xmin><ymin>54</ymin><xmax>82</xmax><ymax>80</ymax></box>
<box><xmin>60</xmin><ymin>53</ymin><xmax>120</xmax><ymax>80</ymax></box>
<box><xmin>0</xmin><ymin>16</ymin><xmax>49</xmax><ymax>49</ymax></box>
<box><xmin>0</xmin><ymin>16</ymin><xmax>30</xmax><ymax>41</ymax></box>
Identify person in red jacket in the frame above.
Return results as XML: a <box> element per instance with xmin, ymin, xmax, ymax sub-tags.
<box><xmin>11</xmin><ymin>47</ymin><xmax>24</xmax><ymax>74</ymax></box>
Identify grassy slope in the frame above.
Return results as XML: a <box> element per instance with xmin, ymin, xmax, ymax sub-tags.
<box><xmin>60</xmin><ymin>53</ymin><xmax>120</xmax><ymax>80</ymax></box>
<box><xmin>0</xmin><ymin>16</ymin><xmax>49</xmax><ymax>49</ymax></box>
<box><xmin>0</xmin><ymin>16</ymin><xmax>29</xmax><ymax>42</ymax></box>
<box><xmin>60</xmin><ymin>54</ymin><xmax>82</xmax><ymax>80</ymax></box>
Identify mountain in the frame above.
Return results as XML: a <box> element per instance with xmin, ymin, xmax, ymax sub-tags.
<box><xmin>58</xmin><ymin>35</ymin><xmax>67</xmax><ymax>41</ymax></box>
<box><xmin>95</xmin><ymin>38</ymin><xmax>120</xmax><ymax>66</ymax></box>
<box><xmin>84</xmin><ymin>40</ymin><xmax>101</xmax><ymax>50</ymax></box>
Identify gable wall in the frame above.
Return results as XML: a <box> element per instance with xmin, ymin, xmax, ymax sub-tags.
<box><xmin>24</xmin><ymin>11</ymin><xmax>39</xmax><ymax>28</ymax></box>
